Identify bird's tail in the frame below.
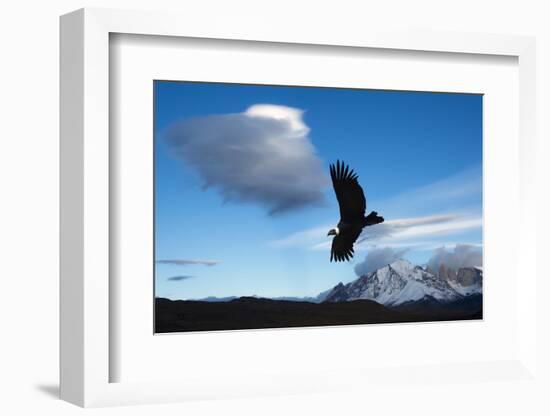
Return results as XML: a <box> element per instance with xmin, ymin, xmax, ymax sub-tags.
<box><xmin>364</xmin><ymin>211</ymin><xmax>384</xmax><ymax>226</ymax></box>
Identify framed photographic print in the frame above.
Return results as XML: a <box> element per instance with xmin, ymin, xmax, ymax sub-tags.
<box><xmin>60</xmin><ymin>8</ymin><xmax>538</xmax><ymax>408</ymax></box>
<box><xmin>153</xmin><ymin>81</ymin><xmax>483</xmax><ymax>334</ymax></box>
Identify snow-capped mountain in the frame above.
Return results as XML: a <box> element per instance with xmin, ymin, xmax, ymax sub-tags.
<box><xmin>194</xmin><ymin>260</ymin><xmax>482</xmax><ymax>307</ymax></box>
<box><xmin>323</xmin><ymin>259</ymin><xmax>472</xmax><ymax>307</ymax></box>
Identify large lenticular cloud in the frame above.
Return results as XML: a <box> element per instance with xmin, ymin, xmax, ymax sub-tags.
<box><xmin>164</xmin><ymin>104</ymin><xmax>328</xmax><ymax>215</ymax></box>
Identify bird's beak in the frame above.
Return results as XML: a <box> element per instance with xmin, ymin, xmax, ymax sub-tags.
<box><xmin>327</xmin><ymin>230</ymin><xmax>334</xmax><ymax>236</ymax></box>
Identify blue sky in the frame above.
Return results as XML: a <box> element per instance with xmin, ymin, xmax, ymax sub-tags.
<box><xmin>154</xmin><ymin>81</ymin><xmax>482</xmax><ymax>300</ymax></box>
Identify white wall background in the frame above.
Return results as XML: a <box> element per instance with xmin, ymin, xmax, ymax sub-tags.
<box><xmin>1</xmin><ymin>0</ymin><xmax>548</xmax><ymax>414</ymax></box>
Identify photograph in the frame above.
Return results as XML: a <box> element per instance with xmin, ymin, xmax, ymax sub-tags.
<box><xmin>153</xmin><ymin>81</ymin><xmax>483</xmax><ymax>333</ymax></box>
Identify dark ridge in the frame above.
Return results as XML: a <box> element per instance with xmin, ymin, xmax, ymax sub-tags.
<box><xmin>155</xmin><ymin>295</ymin><xmax>482</xmax><ymax>333</ymax></box>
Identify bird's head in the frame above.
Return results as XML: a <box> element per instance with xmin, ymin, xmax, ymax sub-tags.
<box><xmin>327</xmin><ymin>227</ymin><xmax>339</xmax><ymax>237</ymax></box>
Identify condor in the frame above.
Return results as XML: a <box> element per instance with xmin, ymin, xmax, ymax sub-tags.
<box><xmin>327</xmin><ymin>160</ymin><xmax>384</xmax><ymax>262</ymax></box>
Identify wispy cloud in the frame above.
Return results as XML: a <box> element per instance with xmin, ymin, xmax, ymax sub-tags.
<box><xmin>271</xmin><ymin>213</ymin><xmax>481</xmax><ymax>252</ymax></box>
<box><xmin>167</xmin><ymin>275</ymin><xmax>195</xmax><ymax>281</ymax></box>
<box><xmin>164</xmin><ymin>104</ymin><xmax>329</xmax><ymax>215</ymax></box>
<box><xmin>156</xmin><ymin>259</ymin><xmax>220</xmax><ymax>266</ymax></box>
<box><xmin>355</xmin><ymin>214</ymin><xmax>482</xmax><ymax>245</ymax></box>
<box><xmin>269</xmin><ymin>224</ymin><xmax>332</xmax><ymax>248</ymax></box>
<box><xmin>377</xmin><ymin>164</ymin><xmax>482</xmax><ymax>218</ymax></box>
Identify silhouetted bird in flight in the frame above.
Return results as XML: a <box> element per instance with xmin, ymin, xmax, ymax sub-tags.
<box><xmin>327</xmin><ymin>160</ymin><xmax>384</xmax><ymax>262</ymax></box>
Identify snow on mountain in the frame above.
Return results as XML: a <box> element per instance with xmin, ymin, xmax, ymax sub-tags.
<box><xmin>324</xmin><ymin>259</ymin><xmax>463</xmax><ymax>306</ymax></box>
<box><xmin>196</xmin><ymin>260</ymin><xmax>482</xmax><ymax>306</ymax></box>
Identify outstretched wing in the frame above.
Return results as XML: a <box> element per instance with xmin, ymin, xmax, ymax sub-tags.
<box><xmin>330</xmin><ymin>160</ymin><xmax>366</xmax><ymax>223</ymax></box>
<box><xmin>330</xmin><ymin>228</ymin><xmax>362</xmax><ymax>262</ymax></box>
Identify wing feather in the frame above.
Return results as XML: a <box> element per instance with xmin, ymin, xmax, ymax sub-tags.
<box><xmin>330</xmin><ymin>228</ymin><xmax>362</xmax><ymax>263</ymax></box>
<box><xmin>329</xmin><ymin>160</ymin><xmax>366</xmax><ymax>223</ymax></box>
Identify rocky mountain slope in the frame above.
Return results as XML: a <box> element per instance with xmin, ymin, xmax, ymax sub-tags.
<box><xmin>323</xmin><ymin>259</ymin><xmax>482</xmax><ymax>306</ymax></box>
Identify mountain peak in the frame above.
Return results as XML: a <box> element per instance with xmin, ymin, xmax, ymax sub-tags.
<box><xmin>389</xmin><ymin>258</ymin><xmax>413</xmax><ymax>267</ymax></box>
<box><xmin>324</xmin><ymin>259</ymin><xmax>461</xmax><ymax>306</ymax></box>
<box><xmin>387</xmin><ymin>258</ymin><xmax>416</xmax><ymax>273</ymax></box>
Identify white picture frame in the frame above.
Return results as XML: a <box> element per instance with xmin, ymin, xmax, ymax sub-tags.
<box><xmin>60</xmin><ymin>7</ymin><xmax>537</xmax><ymax>408</ymax></box>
